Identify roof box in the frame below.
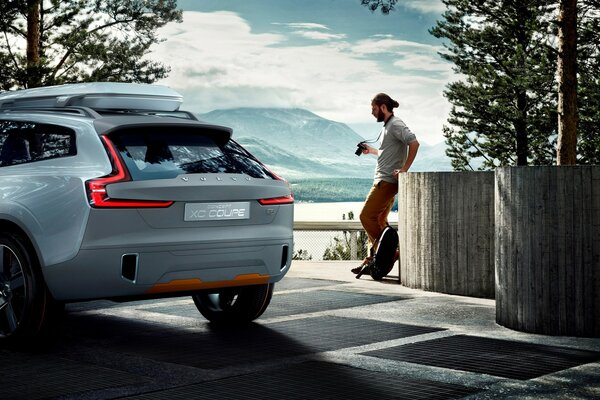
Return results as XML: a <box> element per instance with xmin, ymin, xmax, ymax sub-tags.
<box><xmin>0</xmin><ymin>82</ymin><xmax>183</xmax><ymax>112</ymax></box>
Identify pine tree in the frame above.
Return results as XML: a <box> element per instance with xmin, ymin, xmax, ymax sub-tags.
<box><xmin>0</xmin><ymin>0</ymin><xmax>182</xmax><ymax>90</ymax></box>
<box><xmin>430</xmin><ymin>0</ymin><xmax>558</xmax><ymax>169</ymax></box>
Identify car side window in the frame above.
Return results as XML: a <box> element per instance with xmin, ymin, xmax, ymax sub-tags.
<box><xmin>0</xmin><ymin>120</ymin><xmax>76</xmax><ymax>167</ymax></box>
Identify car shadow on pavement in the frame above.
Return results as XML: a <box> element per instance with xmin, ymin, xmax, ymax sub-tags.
<box><xmin>1</xmin><ymin>304</ymin><xmax>455</xmax><ymax>400</ymax></box>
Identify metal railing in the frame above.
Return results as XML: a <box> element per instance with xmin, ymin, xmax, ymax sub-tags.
<box><xmin>293</xmin><ymin>221</ymin><xmax>398</xmax><ymax>261</ymax></box>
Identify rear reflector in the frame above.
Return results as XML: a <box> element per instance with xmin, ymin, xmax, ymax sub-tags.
<box><xmin>258</xmin><ymin>194</ymin><xmax>294</xmax><ymax>205</ymax></box>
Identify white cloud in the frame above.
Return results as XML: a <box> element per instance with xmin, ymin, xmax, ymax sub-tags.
<box><xmin>151</xmin><ymin>11</ymin><xmax>453</xmax><ymax>144</ymax></box>
<box><xmin>403</xmin><ymin>0</ymin><xmax>446</xmax><ymax>14</ymax></box>
<box><xmin>352</xmin><ymin>37</ymin><xmax>439</xmax><ymax>55</ymax></box>
<box><xmin>292</xmin><ymin>30</ymin><xmax>347</xmax><ymax>41</ymax></box>
<box><xmin>274</xmin><ymin>22</ymin><xmax>330</xmax><ymax>30</ymax></box>
<box><xmin>352</xmin><ymin>36</ymin><xmax>453</xmax><ymax>75</ymax></box>
<box><xmin>393</xmin><ymin>54</ymin><xmax>453</xmax><ymax>73</ymax></box>
<box><xmin>275</xmin><ymin>22</ymin><xmax>346</xmax><ymax>41</ymax></box>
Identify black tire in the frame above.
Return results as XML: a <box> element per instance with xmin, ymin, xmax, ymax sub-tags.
<box><xmin>0</xmin><ymin>232</ymin><xmax>59</xmax><ymax>342</ymax></box>
<box><xmin>192</xmin><ymin>283</ymin><xmax>274</xmax><ymax>325</ymax></box>
<box><xmin>371</xmin><ymin>226</ymin><xmax>399</xmax><ymax>281</ymax></box>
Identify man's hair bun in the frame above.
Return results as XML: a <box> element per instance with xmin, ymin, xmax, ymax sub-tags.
<box><xmin>373</xmin><ymin>93</ymin><xmax>399</xmax><ymax>110</ymax></box>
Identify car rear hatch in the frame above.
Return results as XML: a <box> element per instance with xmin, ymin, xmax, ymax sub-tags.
<box><xmin>45</xmin><ymin>119</ymin><xmax>294</xmax><ymax>299</ymax></box>
<box><xmin>85</xmin><ymin>120</ymin><xmax>293</xmax><ymax>236</ymax></box>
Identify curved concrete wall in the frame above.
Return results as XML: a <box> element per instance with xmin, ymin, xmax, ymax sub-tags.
<box><xmin>495</xmin><ymin>166</ymin><xmax>600</xmax><ymax>337</ymax></box>
<box><xmin>397</xmin><ymin>172</ymin><xmax>495</xmax><ymax>298</ymax></box>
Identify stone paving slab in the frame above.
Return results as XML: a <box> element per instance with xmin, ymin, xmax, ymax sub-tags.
<box><xmin>0</xmin><ymin>261</ymin><xmax>598</xmax><ymax>399</ymax></box>
<box><xmin>122</xmin><ymin>361</ymin><xmax>482</xmax><ymax>400</ymax></box>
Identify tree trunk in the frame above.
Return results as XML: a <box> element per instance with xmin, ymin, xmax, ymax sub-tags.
<box><xmin>515</xmin><ymin>91</ymin><xmax>529</xmax><ymax>166</ymax></box>
<box><xmin>26</xmin><ymin>0</ymin><xmax>42</xmax><ymax>88</ymax></box>
<box><xmin>514</xmin><ymin>3</ymin><xmax>531</xmax><ymax>166</ymax></box>
<box><xmin>557</xmin><ymin>0</ymin><xmax>578</xmax><ymax>165</ymax></box>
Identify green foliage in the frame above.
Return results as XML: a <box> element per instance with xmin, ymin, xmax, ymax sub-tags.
<box><xmin>361</xmin><ymin>0</ymin><xmax>398</xmax><ymax>14</ymax></box>
<box><xmin>292</xmin><ymin>249</ymin><xmax>313</xmax><ymax>261</ymax></box>
<box><xmin>322</xmin><ymin>236</ymin><xmax>350</xmax><ymax>260</ymax></box>
<box><xmin>0</xmin><ymin>0</ymin><xmax>182</xmax><ymax>89</ymax></box>
<box><xmin>322</xmin><ymin>211</ymin><xmax>369</xmax><ymax>261</ymax></box>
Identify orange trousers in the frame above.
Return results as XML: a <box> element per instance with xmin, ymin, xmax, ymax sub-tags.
<box><xmin>359</xmin><ymin>180</ymin><xmax>398</xmax><ymax>252</ymax></box>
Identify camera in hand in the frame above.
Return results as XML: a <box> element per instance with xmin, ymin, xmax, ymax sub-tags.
<box><xmin>355</xmin><ymin>142</ymin><xmax>366</xmax><ymax>156</ymax></box>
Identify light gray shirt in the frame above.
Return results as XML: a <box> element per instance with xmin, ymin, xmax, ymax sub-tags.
<box><xmin>374</xmin><ymin>115</ymin><xmax>417</xmax><ymax>183</ymax></box>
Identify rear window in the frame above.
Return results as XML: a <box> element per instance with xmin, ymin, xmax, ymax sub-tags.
<box><xmin>110</xmin><ymin>129</ymin><xmax>275</xmax><ymax>181</ymax></box>
<box><xmin>0</xmin><ymin>120</ymin><xmax>76</xmax><ymax>167</ymax></box>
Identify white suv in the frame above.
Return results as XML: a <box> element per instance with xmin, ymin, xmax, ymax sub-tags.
<box><xmin>0</xmin><ymin>83</ymin><xmax>293</xmax><ymax>342</ymax></box>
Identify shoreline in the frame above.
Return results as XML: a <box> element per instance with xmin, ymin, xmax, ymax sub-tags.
<box><xmin>294</xmin><ymin>201</ymin><xmax>398</xmax><ymax>222</ymax></box>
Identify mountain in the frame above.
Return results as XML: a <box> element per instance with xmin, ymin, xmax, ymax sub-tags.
<box><xmin>413</xmin><ymin>141</ymin><xmax>452</xmax><ymax>172</ymax></box>
<box><xmin>199</xmin><ymin>108</ymin><xmax>451</xmax><ymax>179</ymax></box>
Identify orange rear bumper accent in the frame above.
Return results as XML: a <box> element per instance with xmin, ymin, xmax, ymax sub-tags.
<box><xmin>145</xmin><ymin>273</ymin><xmax>270</xmax><ymax>294</ymax></box>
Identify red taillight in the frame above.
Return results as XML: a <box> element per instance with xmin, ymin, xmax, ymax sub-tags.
<box><xmin>258</xmin><ymin>163</ymin><xmax>294</xmax><ymax>205</ymax></box>
<box><xmin>258</xmin><ymin>194</ymin><xmax>294</xmax><ymax>205</ymax></box>
<box><xmin>86</xmin><ymin>136</ymin><xmax>174</xmax><ymax>208</ymax></box>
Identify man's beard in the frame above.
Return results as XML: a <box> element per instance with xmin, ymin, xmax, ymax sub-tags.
<box><xmin>377</xmin><ymin>109</ymin><xmax>385</xmax><ymax>122</ymax></box>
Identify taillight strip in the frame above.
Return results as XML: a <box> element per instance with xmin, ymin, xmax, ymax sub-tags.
<box><xmin>86</xmin><ymin>136</ymin><xmax>174</xmax><ymax>208</ymax></box>
<box><xmin>258</xmin><ymin>194</ymin><xmax>294</xmax><ymax>205</ymax></box>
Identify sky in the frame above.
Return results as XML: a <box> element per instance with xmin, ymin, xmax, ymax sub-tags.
<box><xmin>151</xmin><ymin>0</ymin><xmax>454</xmax><ymax>144</ymax></box>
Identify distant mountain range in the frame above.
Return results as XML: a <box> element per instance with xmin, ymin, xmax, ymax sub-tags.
<box><xmin>199</xmin><ymin>108</ymin><xmax>452</xmax><ymax>179</ymax></box>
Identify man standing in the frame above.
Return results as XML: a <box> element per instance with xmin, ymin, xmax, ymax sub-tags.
<box><xmin>353</xmin><ymin>93</ymin><xmax>419</xmax><ymax>273</ymax></box>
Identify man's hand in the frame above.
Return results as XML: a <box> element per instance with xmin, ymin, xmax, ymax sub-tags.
<box><xmin>362</xmin><ymin>144</ymin><xmax>377</xmax><ymax>156</ymax></box>
<box><xmin>392</xmin><ymin>168</ymin><xmax>404</xmax><ymax>178</ymax></box>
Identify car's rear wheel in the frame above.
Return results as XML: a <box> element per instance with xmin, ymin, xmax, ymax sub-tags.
<box><xmin>0</xmin><ymin>232</ymin><xmax>60</xmax><ymax>342</ymax></box>
<box><xmin>192</xmin><ymin>283</ymin><xmax>274</xmax><ymax>325</ymax></box>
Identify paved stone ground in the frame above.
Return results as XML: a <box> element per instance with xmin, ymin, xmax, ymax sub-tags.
<box><xmin>1</xmin><ymin>261</ymin><xmax>599</xmax><ymax>399</ymax></box>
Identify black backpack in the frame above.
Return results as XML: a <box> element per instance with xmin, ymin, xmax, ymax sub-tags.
<box><xmin>356</xmin><ymin>225</ymin><xmax>399</xmax><ymax>280</ymax></box>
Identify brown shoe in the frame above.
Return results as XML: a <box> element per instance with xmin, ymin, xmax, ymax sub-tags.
<box><xmin>351</xmin><ymin>257</ymin><xmax>373</xmax><ymax>274</ymax></box>
<box><xmin>351</xmin><ymin>265</ymin><xmax>363</xmax><ymax>274</ymax></box>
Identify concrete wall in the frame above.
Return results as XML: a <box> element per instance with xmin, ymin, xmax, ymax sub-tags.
<box><xmin>397</xmin><ymin>172</ymin><xmax>495</xmax><ymax>298</ymax></box>
<box><xmin>495</xmin><ymin>166</ymin><xmax>600</xmax><ymax>337</ymax></box>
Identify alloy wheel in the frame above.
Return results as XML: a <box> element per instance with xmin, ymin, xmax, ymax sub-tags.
<box><xmin>0</xmin><ymin>244</ymin><xmax>26</xmax><ymax>336</ymax></box>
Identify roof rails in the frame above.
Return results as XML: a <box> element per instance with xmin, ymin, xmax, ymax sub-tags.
<box><xmin>93</xmin><ymin>109</ymin><xmax>200</xmax><ymax>121</ymax></box>
<box><xmin>2</xmin><ymin>106</ymin><xmax>102</xmax><ymax>119</ymax></box>
<box><xmin>0</xmin><ymin>82</ymin><xmax>183</xmax><ymax>112</ymax></box>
